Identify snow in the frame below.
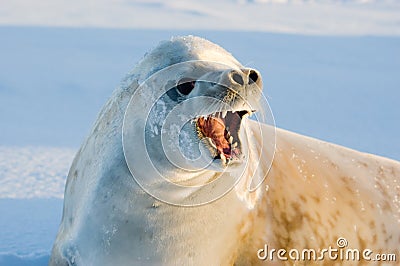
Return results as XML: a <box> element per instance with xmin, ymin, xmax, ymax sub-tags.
<box><xmin>0</xmin><ymin>0</ymin><xmax>399</xmax><ymax>35</ymax></box>
<box><xmin>0</xmin><ymin>199</ymin><xmax>63</xmax><ymax>266</ymax></box>
<box><xmin>0</xmin><ymin>147</ymin><xmax>75</xmax><ymax>199</ymax></box>
<box><xmin>0</xmin><ymin>147</ymin><xmax>73</xmax><ymax>265</ymax></box>
<box><xmin>0</xmin><ymin>0</ymin><xmax>399</xmax><ymax>265</ymax></box>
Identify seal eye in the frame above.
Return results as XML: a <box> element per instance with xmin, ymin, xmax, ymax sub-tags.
<box><xmin>176</xmin><ymin>78</ymin><xmax>196</xmax><ymax>95</ymax></box>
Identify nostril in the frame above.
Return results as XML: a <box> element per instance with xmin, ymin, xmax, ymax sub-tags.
<box><xmin>231</xmin><ymin>71</ymin><xmax>244</xmax><ymax>86</ymax></box>
<box><xmin>248</xmin><ymin>70</ymin><xmax>259</xmax><ymax>84</ymax></box>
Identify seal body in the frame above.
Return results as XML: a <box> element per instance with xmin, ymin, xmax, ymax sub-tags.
<box><xmin>50</xmin><ymin>36</ymin><xmax>400</xmax><ymax>265</ymax></box>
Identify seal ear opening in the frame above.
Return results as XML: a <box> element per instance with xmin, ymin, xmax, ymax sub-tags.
<box><xmin>176</xmin><ymin>78</ymin><xmax>196</xmax><ymax>95</ymax></box>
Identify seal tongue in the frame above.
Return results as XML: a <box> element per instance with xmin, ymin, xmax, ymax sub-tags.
<box><xmin>197</xmin><ymin>116</ymin><xmax>231</xmax><ymax>158</ymax></box>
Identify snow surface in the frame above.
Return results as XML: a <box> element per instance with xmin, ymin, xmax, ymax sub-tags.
<box><xmin>0</xmin><ymin>147</ymin><xmax>75</xmax><ymax>199</ymax></box>
<box><xmin>0</xmin><ymin>199</ymin><xmax>63</xmax><ymax>266</ymax></box>
<box><xmin>0</xmin><ymin>1</ymin><xmax>399</xmax><ymax>264</ymax></box>
<box><xmin>0</xmin><ymin>147</ymin><xmax>73</xmax><ymax>265</ymax></box>
<box><xmin>0</xmin><ymin>0</ymin><xmax>400</xmax><ymax>35</ymax></box>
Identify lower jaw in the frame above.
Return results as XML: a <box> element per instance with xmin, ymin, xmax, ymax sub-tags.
<box><xmin>213</xmin><ymin>151</ymin><xmax>244</xmax><ymax>168</ymax></box>
<box><xmin>207</xmin><ymin>158</ymin><xmax>243</xmax><ymax>173</ymax></box>
<box><xmin>202</xmin><ymin>136</ymin><xmax>242</xmax><ymax>164</ymax></box>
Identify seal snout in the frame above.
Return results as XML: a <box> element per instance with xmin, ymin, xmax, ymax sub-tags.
<box><xmin>228</xmin><ymin>68</ymin><xmax>261</xmax><ymax>87</ymax></box>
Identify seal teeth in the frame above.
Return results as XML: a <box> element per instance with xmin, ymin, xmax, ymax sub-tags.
<box><xmin>220</xmin><ymin>153</ymin><xmax>227</xmax><ymax>164</ymax></box>
<box><xmin>232</xmin><ymin>142</ymin><xmax>238</xmax><ymax>148</ymax></box>
<box><xmin>229</xmin><ymin>136</ymin><xmax>233</xmax><ymax>144</ymax></box>
<box><xmin>222</xmin><ymin>111</ymin><xmax>227</xmax><ymax>118</ymax></box>
<box><xmin>207</xmin><ymin>138</ymin><xmax>217</xmax><ymax>150</ymax></box>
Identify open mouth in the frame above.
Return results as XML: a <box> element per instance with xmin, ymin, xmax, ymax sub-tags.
<box><xmin>196</xmin><ymin>110</ymin><xmax>252</xmax><ymax>165</ymax></box>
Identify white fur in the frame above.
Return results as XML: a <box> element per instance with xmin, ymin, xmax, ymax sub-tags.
<box><xmin>50</xmin><ymin>36</ymin><xmax>400</xmax><ymax>265</ymax></box>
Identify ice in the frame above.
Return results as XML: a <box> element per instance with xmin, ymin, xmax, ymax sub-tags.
<box><xmin>0</xmin><ymin>147</ymin><xmax>75</xmax><ymax>199</ymax></box>
<box><xmin>0</xmin><ymin>199</ymin><xmax>63</xmax><ymax>265</ymax></box>
<box><xmin>0</xmin><ymin>0</ymin><xmax>399</xmax><ymax>35</ymax></box>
